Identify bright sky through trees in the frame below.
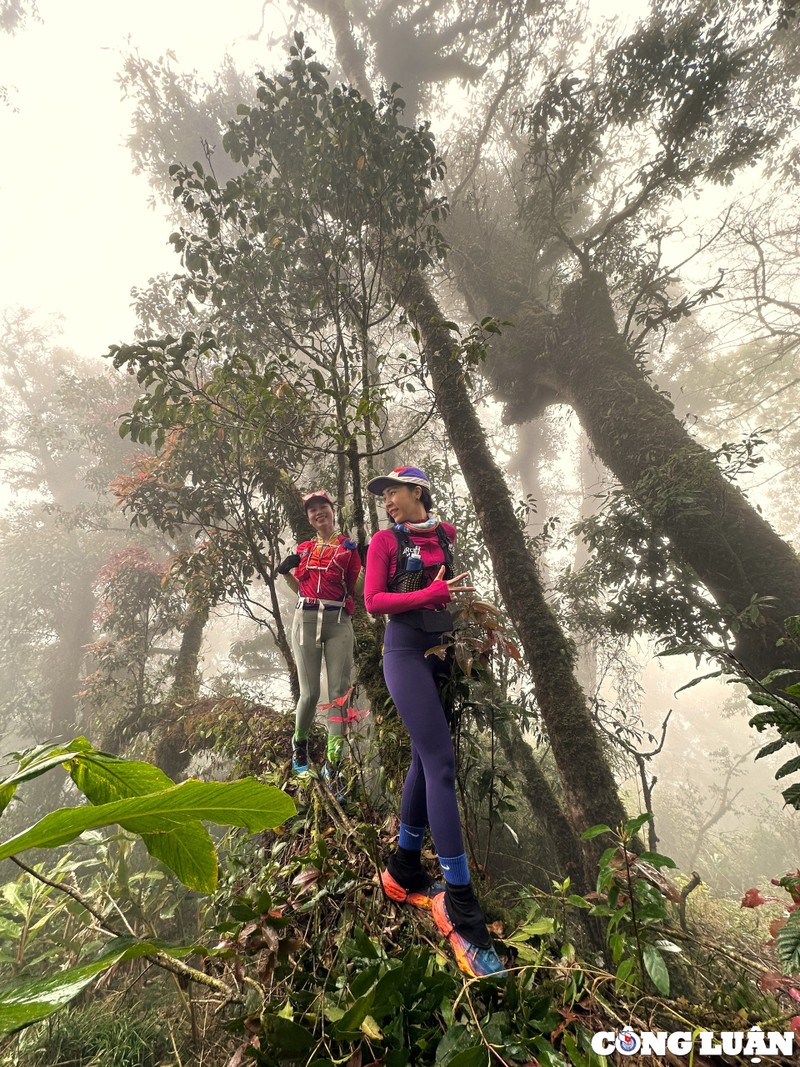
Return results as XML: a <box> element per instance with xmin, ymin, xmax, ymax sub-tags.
<box><xmin>0</xmin><ymin>0</ymin><xmax>646</xmax><ymax>359</ymax></box>
<box><xmin>0</xmin><ymin>0</ymin><xmax>281</xmax><ymax>356</ymax></box>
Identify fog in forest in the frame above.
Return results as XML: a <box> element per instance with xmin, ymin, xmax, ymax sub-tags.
<box><xmin>1</xmin><ymin>0</ymin><xmax>799</xmax><ymax>1062</ymax></box>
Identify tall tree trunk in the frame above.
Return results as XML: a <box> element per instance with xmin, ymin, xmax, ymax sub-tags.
<box><xmin>169</xmin><ymin>600</ymin><xmax>211</xmax><ymax>705</ymax></box>
<box><xmin>514</xmin><ymin>272</ymin><xmax>800</xmax><ymax>681</ymax></box>
<box><xmin>49</xmin><ymin>572</ymin><xmax>96</xmax><ymax>740</ymax></box>
<box><xmin>494</xmin><ymin>715</ymin><xmax>585</xmax><ymax>888</ymax></box>
<box><xmin>573</xmin><ymin>433</ymin><xmax>603</xmax><ymax>699</ymax></box>
<box><xmin>396</xmin><ymin>269</ymin><xmax>628</xmax><ymax>875</ymax></box>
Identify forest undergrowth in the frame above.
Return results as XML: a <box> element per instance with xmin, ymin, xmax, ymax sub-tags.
<box><xmin>0</xmin><ymin>705</ymin><xmax>797</xmax><ymax>1067</ymax></box>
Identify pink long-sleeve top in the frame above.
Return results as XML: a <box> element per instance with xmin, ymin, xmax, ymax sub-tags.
<box><xmin>364</xmin><ymin>522</ymin><xmax>456</xmax><ymax>615</ymax></box>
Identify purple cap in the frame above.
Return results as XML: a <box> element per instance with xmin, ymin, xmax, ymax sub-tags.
<box><xmin>366</xmin><ymin>465</ymin><xmax>430</xmax><ymax>495</ymax></box>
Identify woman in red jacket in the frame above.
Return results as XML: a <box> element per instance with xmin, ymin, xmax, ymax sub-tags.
<box><xmin>277</xmin><ymin>490</ymin><xmax>361</xmax><ymax>783</ymax></box>
<box><xmin>364</xmin><ymin>465</ymin><xmax>505</xmax><ymax>979</ymax></box>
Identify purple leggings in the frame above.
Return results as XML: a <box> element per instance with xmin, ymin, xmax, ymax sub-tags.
<box><xmin>382</xmin><ymin>620</ymin><xmax>464</xmax><ymax>857</ymax></box>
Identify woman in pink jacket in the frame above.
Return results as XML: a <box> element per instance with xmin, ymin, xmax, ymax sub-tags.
<box><xmin>364</xmin><ymin>465</ymin><xmax>505</xmax><ymax>979</ymax></box>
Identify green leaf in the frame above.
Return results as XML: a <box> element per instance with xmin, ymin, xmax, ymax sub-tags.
<box><xmin>775</xmin><ymin>909</ymin><xmax>800</xmax><ymax>974</ymax></box>
<box><xmin>636</xmin><ymin>851</ymin><xmax>677</xmax><ymax>869</ymax></box>
<box><xmin>642</xmin><ymin>944</ymin><xmax>670</xmax><ymax>995</ymax></box>
<box><xmin>580</xmin><ymin>824</ymin><xmax>612</xmax><ymax>840</ymax></box>
<box><xmin>756</xmin><ymin>737</ymin><xmax>789</xmax><ymax>759</ymax></box>
<box><xmin>615</xmin><ymin>956</ymin><xmax>637</xmax><ymax>992</ymax></box>
<box><xmin>567</xmin><ymin>894</ymin><xmax>592</xmax><ymax>909</ymax></box>
<box><xmin>532</xmin><ymin>1036</ymin><xmax>569</xmax><ymax>1067</ymax></box>
<box><xmin>332</xmin><ymin>984</ymin><xmax>376</xmax><ymax>1039</ymax></box>
<box><xmin>674</xmin><ymin>669</ymin><xmax>723</xmax><ymax>693</ymax></box>
<box><xmin>0</xmin><ymin>939</ymin><xmax>194</xmax><ymax>1034</ymax></box>
<box><xmin>0</xmin><ymin>739</ymin><xmax>95</xmax><ymax>816</ymax></box>
<box><xmin>758</xmin><ymin>668</ymin><xmax>800</xmax><ymax>686</ymax></box>
<box><xmin>68</xmin><ymin>752</ymin><xmax>174</xmax><ymax>802</ymax></box>
<box><xmin>0</xmin><ymin>778</ymin><xmax>296</xmax><ymax>893</ymax></box>
<box><xmin>624</xmin><ymin>812</ymin><xmax>653</xmax><ymax>836</ymax></box>
<box><xmin>0</xmin><ymin>787</ymin><xmax>15</xmax><ymax>819</ymax></box>
<box><xmin>562</xmin><ymin>1028</ymin><xmax>604</xmax><ymax>1067</ymax></box>
<box><xmin>775</xmin><ymin>754</ymin><xmax>800</xmax><ymax>780</ymax></box>
<box><xmin>782</xmin><ymin>783</ymin><xmax>800</xmax><ymax>810</ymax></box>
<box><xmin>436</xmin><ymin>1025</ymin><xmax>475</xmax><ymax>1064</ymax></box>
<box><xmin>523</xmin><ymin>917</ymin><xmax>556</xmax><ymax>935</ymax></box>
<box><xmin>260</xmin><ymin>1013</ymin><xmax>315</xmax><ymax>1056</ymax></box>
<box><xmin>447</xmin><ymin>1050</ymin><xmax>489</xmax><ymax>1067</ymax></box>
<box><xmin>68</xmin><ymin>753</ymin><xmax>217</xmax><ymax>891</ymax></box>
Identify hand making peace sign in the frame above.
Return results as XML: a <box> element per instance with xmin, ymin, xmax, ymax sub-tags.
<box><xmin>435</xmin><ymin>566</ymin><xmax>475</xmax><ymax>594</ymax></box>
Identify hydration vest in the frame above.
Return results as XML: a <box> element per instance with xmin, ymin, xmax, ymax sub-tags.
<box><xmin>387</xmin><ymin>525</ymin><xmax>454</xmax><ymax>593</ymax></box>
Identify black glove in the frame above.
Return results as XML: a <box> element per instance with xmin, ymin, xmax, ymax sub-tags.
<box><xmin>276</xmin><ymin>552</ymin><xmax>301</xmax><ymax>575</ymax></box>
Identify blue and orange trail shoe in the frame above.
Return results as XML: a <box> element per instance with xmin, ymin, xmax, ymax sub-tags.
<box><xmin>292</xmin><ymin>739</ymin><xmax>309</xmax><ymax>776</ymax></box>
<box><xmin>431</xmin><ymin>893</ymin><xmax>507</xmax><ymax>978</ymax></box>
<box><xmin>380</xmin><ymin>868</ymin><xmax>444</xmax><ymax>912</ymax></box>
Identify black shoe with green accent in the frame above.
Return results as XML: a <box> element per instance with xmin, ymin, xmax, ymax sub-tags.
<box><xmin>292</xmin><ymin>739</ymin><xmax>309</xmax><ymax>775</ymax></box>
<box><xmin>321</xmin><ymin>761</ymin><xmax>346</xmax><ymax>801</ymax></box>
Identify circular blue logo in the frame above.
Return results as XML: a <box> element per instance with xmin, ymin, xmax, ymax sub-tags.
<box><xmin>616</xmin><ymin>1028</ymin><xmax>642</xmax><ymax>1056</ymax></box>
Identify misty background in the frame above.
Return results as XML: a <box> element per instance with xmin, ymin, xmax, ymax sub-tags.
<box><xmin>0</xmin><ymin>0</ymin><xmax>797</xmax><ymax>909</ymax></box>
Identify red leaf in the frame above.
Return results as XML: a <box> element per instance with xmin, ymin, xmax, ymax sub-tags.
<box><xmin>741</xmin><ymin>887</ymin><xmax>769</xmax><ymax>908</ymax></box>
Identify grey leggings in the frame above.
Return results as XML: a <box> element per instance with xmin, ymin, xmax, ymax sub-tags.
<box><xmin>291</xmin><ymin>608</ymin><xmax>354</xmax><ymax>741</ymax></box>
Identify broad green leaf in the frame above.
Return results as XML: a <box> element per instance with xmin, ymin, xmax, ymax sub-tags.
<box><xmin>642</xmin><ymin>944</ymin><xmax>670</xmax><ymax>995</ymax></box>
<box><xmin>580</xmin><ymin>824</ymin><xmax>611</xmax><ymax>840</ymax></box>
<box><xmin>521</xmin><ymin>918</ymin><xmax>556</xmax><ymax>936</ymax></box>
<box><xmin>68</xmin><ymin>752</ymin><xmax>174</xmax><ymax>801</ymax></box>
<box><xmin>756</xmin><ymin>737</ymin><xmax>788</xmax><ymax>759</ymax></box>
<box><xmin>0</xmin><ymin>739</ymin><xmax>95</xmax><ymax>817</ymax></box>
<box><xmin>142</xmin><ymin>821</ymin><xmax>218</xmax><ymax>892</ymax></box>
<box><xmin>532</xmin><ymin>1036</ymin><xmax>569</xmax><ymax>1067</ymax></box>
<box><xmin>260</xmin><ymin>1013</ymin><xmax>315</xmax><ymax>1056</ymax></box>
<box><xmin>0</xmin><ymin>778</ymin><xmax>296</xmax><ymax>881</ymax></box>
<box><xmin>0</xmin><ymin>938</ymin><xmax>194</xmax><ymax>1034</ymax></box>
<box><xmin>636</xmin><ymin>851</ymin><xmax>677</xmax><ymax>869</ymax></box>
<box><xmin>332</xmin><ymin>984</ymin><xmax>376</xmax><ymax>1039</ymax></box>
<box><xmin>69</xmin><ymin>753</ymin><xmax>217</xmax><ymax>892</ymax></box>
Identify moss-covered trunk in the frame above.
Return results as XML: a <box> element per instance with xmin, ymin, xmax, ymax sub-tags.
<box><xmin>397</xmin><ymin>270</ymin><xmax>626</xmax><ymax>871</ymax></box>
<box><xmin>554</xmin><ymin>273</ymin><xmax>800</xmax><ymax>680</ymax></box>
<box><xmin>170</xmin><ymin>601</ymin><xmax>211</xmax><ymax>705</ymax></box>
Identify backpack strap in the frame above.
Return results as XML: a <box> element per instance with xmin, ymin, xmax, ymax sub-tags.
<box><xmin>388</xmin><ymin>526</ymin><xmax>454</xmax><ymax>591</ymax></box>
<box><xmin>389</xmin><ymin>527</ymin><xmax>415</xmax><ymax>590</ymax></box>
<box><xmin>436</xmin><ymin>525</ymin><xmax>454</xmax><ymax>581</ymax></box>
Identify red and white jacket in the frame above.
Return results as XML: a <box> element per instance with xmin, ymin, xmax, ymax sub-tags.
<box><xmin>293</xmin><ymin>535</ymin><xmax>362</xmax><ymax>615</ymax></box>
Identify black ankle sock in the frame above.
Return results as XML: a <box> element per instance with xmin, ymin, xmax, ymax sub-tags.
<box><xmin>387</xmin><ymin>847</ymin><xmax>434</xmax><ymax>893</ymax></box>
<box><xmin>444</xmin><ymin>882</ymin><xmax>491</xmax><ymax>948</ymax></box>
